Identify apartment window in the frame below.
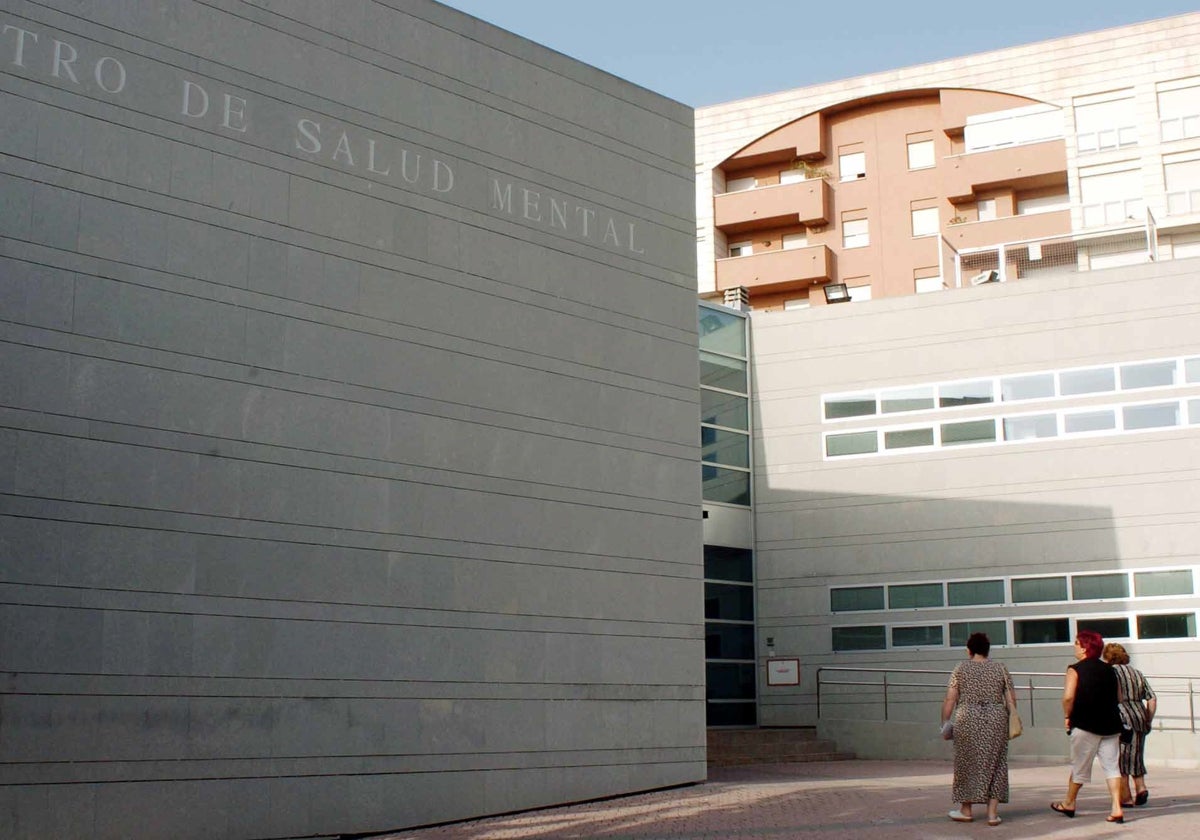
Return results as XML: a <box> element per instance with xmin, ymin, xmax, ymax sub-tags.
<box><xmin>1188</xmin><ymin>357</ymin><xmax>1200</xmax><ymax>383</ymax></box>
<box><xmin>1137</xmin><ymin>613</ymin><xmax>1197</xmax><ymax>639</ymax></box>
<box><xmin>915</xmin><ymin>269</ymin><xmax>943</xmax><ymax>294</ymax></box>
<box><xmin>1159</xmin><ymin>81</ymin><xmax>1200</xmax><ymax>141</ymax></box>
<box><xmin>1123</xmin><ymin>402</ymin><xmax>1180</xmax><ymax>430</ymax></box>
<box><xmin>1072</xmin><ymin>573</ymin><xmax>1129</xmax><ymax>601</ymax></box>
<box><xmin>728</xmin><ymin>240</ymin><xmax>753</xmax><ymax>257</ymax></box>
<box><xmin>1060</xmin><ymin>366</ymin><xmax>1116</xmax><ymax>396</ymax></box>
<box><xmin>1191</xmin><ymin>398</ymin><xmax>1200</xmax><ymax>424</ymax></box>
<box><xmin>1079</xmin><ymin>167</ymin><xmax>1144</xmax><ymax>227</ymax></box>
<box><xmin>843</xmin><ymin>217</ymin><xmax>869</xmax><ymax>248</ymax></box>
<box><xmin>1003</xmin><ymin>414</ymin><xmax>1057</xmax><ymax>441</ymax></box>
<box><xmin>825</xmin><ymin>431</ymin><xmax>878</xmax><ymax>457</ymax></box>
<box><xmin>848</xmin><ymin>284</ymin><xmax>872</xmax><ymax>302</ymax></box>
<box><xmin>939</xmin><ymin>380</ymin><xmax>993</xmax><ymax>408</ymax></box>
<box><xmin>881</xmin><ymin>386</ymin><xmax>934</xmax><ymax>414</ymax></box>
<box><xmin>1078</xmin><ymin>617</ymin><xmax>1130</xmax><ymax>639</ymax></box>
<box><xmin>1074</xmin><ymin>96</ymin><xmax>1137</xmax><ymax>153</ymax></box>
<box><xmin>783</xmin><ymin>298</ymin><xmax>810</xmax><ymax>310</ymax></box>
<box><xmin>1135</xmin><ymin>570</ymin><xmax>1194</xmax><ymax>597</ymax></box>
<box><xmin>977</xmin><ymin>198</ymin><xmax>997</xmax><ymax>221</ymax></box>
<box><xmin>1017</xmin><ymin>191</ymin><xmax>1070</xmax><ymax>215</ymax></box>
<box><xmin>782</xmin><ymin>232</ymin><xmax>808</xmax><ymax>249</ymax></box>
<box><xmin>911</xmin><ymin>206</ymin><xmax>939</xmax><ymax>237</ymax></box>
<box><xmin>941</xmin><ymin>419</ymin><xmax>995</xmax><ymax>446</ymax></box>
<box><xmin>1120</xmin><ymin>360</ymin><xmax>1177</xmax><ymax>390</ymax></box>
<box><xmin>825</xmin><ymin>393</ymin><xmax>876</xmax><ymax>420</ymax></box>
<box><xmin>725</xmin><ymin>176</ymin><xmax>755</xmax><ymax>193</ymax></box>
<box><xmin>1014</xmin><ymin>617</ymin><xmax>1070</xmax><ymax>645</ymax></box>
<box><xmin>892</xmin><ymin>625</ymin><xmax>943</xmax><ymax>647</ymax></box>
<box><xmin>839</xmin><ymin>151</ymin><xmax>867</xmax><ymax>181</ymax></box>
<box><xmin>888</xmin><ymin>583</ymin><xmax>943</xmax><ymax>610</ymax></box>
<box><xmin>948</xmin><ymin>579</ymin><xmax>1005</xmax><ymax>607</ymax></box>
<box><xmin>779</xmin><ymin>168</ymin><xmax>807</xmax><ymax>184</ymax></box>
<box><xmin>1012</xmin><ymin>576</ymin><xmax>1068</xmax><ymax>603</ymax></box>
<box><xmin>831</xmin><ymin>586</ymin><xmax>885</xmax><ymax>613</ymax></box>
<box><xmin>1000</xmin><ymin>373</ymin><xmax>1055</xmax><ymax>402</ymax></box>
<box><xmin>1064</xmin><ymin>409</ymin><xmax>1116</xmax><ymax>434</ymax></box>
<box><xmin>1164</xmin><ymin>158</ymin><xmax>1200</xmax><ymax>216</ymax></box>
<box><xmin>907</xmin><ymin>138</ymin><xmax>935</xmax><ymax>169</ymax></box>
<box><xmin>832</xmin><ymin>626</ymin><xmax>886</xmax><ymax>651</ymax></box>
<box><xmin>950</xmin><ymin>620</ymin><xmax>1008</xmax><ymax>647</ymax></box>
<box><xmin>883</xmin><ymin>427</ymin><xmax>934</xmax><ymax>450</ymax></box>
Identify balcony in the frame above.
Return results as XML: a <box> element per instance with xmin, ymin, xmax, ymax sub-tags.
<box><xmin>943</xmin><ymin>139</ymin><xmax>1066</xmax><ymax>202</ymax></box>
<box><xmin>724</xmin><ymin>112</ymin><xmax>824</xmax><ymax>169</ymax></box>
<box><xmin>944</xmin><ymin>210</ymin><xmax>1071</xmax><ymax>251</ymax></box>
<box><xmin>716</xmin><ymin>244</ymin><xmax>833</xmax><ymax>292</ymax></box>
<box><xmin>714</xmin><ymin>178</ymin><xmax>831</xmax><ymax>234</ymax></box>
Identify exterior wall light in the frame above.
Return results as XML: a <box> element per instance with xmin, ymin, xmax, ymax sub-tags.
<box><xmin>824</xmin><ymin>283</ymin><xmax>851</xmax><ymax>303</ymax></box>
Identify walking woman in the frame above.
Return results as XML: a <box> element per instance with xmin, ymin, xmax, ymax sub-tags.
<box><xmin>1104</xmin><ymin>642</ymin><xmax>1157</xmax><ymax>808</ymax></box>
<box><xmin>1052</xmin><ymin>630</ymin><xmax>1126</xmax><ymax>823</ymax></box>
<box><xmin>941</xmin><ymin>632</ymin><xmax>1017</xmax><ymax>826</ymax></box>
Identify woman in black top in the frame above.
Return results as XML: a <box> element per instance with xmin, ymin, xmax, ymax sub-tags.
<box><xmin>1051</xmin><ymin>630</ymin><xmax>1126</xmax><ymax>823</ymax></box>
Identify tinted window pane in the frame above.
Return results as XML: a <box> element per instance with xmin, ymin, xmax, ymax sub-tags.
<box><xmin>1120</xmin><ymin>360</ymin><xmax>1177</xmax><ymax>390</ymax></box>
<box><xmin>705</xmin><ymin>583</ymin><xmax>754</xmax><ymax>621</ymax></box>
<box><xmin>1072</xmin><ymin>573</ymin><xmax>1129</xmax><ymax>600</ymax></box>
<box><xmin>949</xmin><ymin>620</ymin><xmax>1008</xmax><ymax>647</ymax></box>
<box><xmin>706</xmin><ymin>701</ymin><xmax>757</xmax><ymax>726</ymax></box>
<box><xmin>1186</xmin><ymin>357</ymin><xmax>1200</xmax><ymax>384</ymax></box>
<box><xmin>1123</xmin><ymin>402</ymin><xmax>1179</xmax><ymax>430</ymax></box>
<box><xmin>702</xmin><ymin>465</ymin><xmax>750</xmax><ymax>506</ymax></box>
<box><xmin>1137</xmin><ymin>613</ymin><xmax>1197</xmax><ymax>639</ymax></box>
<box><xmin>825</xmin><ymin>394</ymin><xmax>877</xmax><ymax>419</ymax></box>
<box><xmin>705</xmin><ymin>623</ymin><xmax>755</xmax><ymax>659</ymax></box>
<box><xmin>1012</xmin><ymin>577</ymin><xmax>1068</xmax><ymax>603</ymax></box>
<box><xmin>826</xmin><ymin>431</ymin><xmax>878</xmax><ymax>457</ymax></box>
<box><xmin>1060</xmin><ymin>367</ymin><xmax>1116</xmax><ymax>396</ymax></box>
<box><xmin>1003</xmin><ymin>414</ymin><xmax>1057</xmax><ymax>441</ymax></box>
<box><xmin>948</xmin><ymin>579</ymin><xmax>1006</xmax><ymax>606</ymax></box>
<box><xmin>939</xmin><ymin>380</ymin><xmax>994</xmax><ymax>408</ymax></box>
<box><xmin>889</xmin><ymin>583</ymin><xmax>943</xmax><ymax>609</ymax></box>
<box><xmin>1191</xmin><ymin>398</ymin><xmax>1200</xmax><ymax>424</ymax></box>
<box><xmin>1064</xmin><ymin>410</ymin><xmax>1116</xmax><ymax>434</ymax></box>
<box><xmin>700</xmin><ymin>351</ymin><xmax>747</xmax><ymax>392</ymax></box>
<box><xmin>706</xmin><ymin>662</ymin><xmax>757</xmax><ymax>700</ymax></box>
<box><xmin>881</xmin><ymin>387</ymin><xmax>935</xmax><ymax>414</ymax></box>
<box><xmin>704</xmin><ymin>545</ymin><xmax>753</xmax><ymax>582</ymax></box>
<box><xmin>941</xmin><ymin>419</ymin><xmax>996</xmax><ymax>446</ymax></box>
<box><xmin>1014</xmin><ymin>617</ymin><xmax>1070</xmax><ymax>644</ymax></box>
<box><xmin>1001</xmin><ymin>373</ymin><xmax>1055</xmax><ymax>401</ymax></box>
<box><xmin>892</xmin><ymin>625</ymin><xmax>944</xmax><ymax>647</ymax></box>
<box><xmin>884</xmin><ymin>427</ymin><xmax>934</xmax><ymax>449</ymax></box>
<box><xmin>832</xmin><ymin>625</ymin><xmax>886</xmax><ymax>651</ymax></box>
<box><xmin>831</xmin><ymin>586</ymin><xmax>885</xmax><ymax>612</ymax></box>
<box><xmin>1077</xmin><ymin>617</ymin><xmax>1130</xmax><ymax>638</ymax></box>
<box><xmin>701</xmin><ymin>389</ymin><xmax>748</xmax><ymax>429</ymax></box>
<box><xmin>698</xmin><ymin>307</ymin><xmax>746</xmax><ymax>356</ymax></box>
<box><xmin>701</xmin><ymin>427</ymin><xmax>750</xmax><ymax>467</ymax></box>
<box><xmin>1134</xmin><ymin>570</ymin><xmax>1194</xmax><ymax>597</ymax></box>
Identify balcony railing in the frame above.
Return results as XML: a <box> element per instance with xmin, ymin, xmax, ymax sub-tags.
<box><xmin>943</xmin><ymin>138</ymin><xmax>1066</xmax><ymax>202</ymax></box>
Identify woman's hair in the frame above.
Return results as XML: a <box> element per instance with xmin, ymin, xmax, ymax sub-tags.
<box><xmin>1076</xmin><ymin>630</ymin><xmax>1104</xmax><ymax>659</ymax></box>
<box><xmin>966</xmin><ymin>632</ymin><xmax>991</xmax><ymax>657</ymax></box>
<box><xmin>1103</xmin><ymin>642</ymin><xmax>1130</xmax><ymax>665</ymax></box>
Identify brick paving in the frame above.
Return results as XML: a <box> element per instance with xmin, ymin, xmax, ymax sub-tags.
<box><xmin>381</xmin><ymin>760</ymin><xmax>1200</xmax><ymax>839</ymax></box>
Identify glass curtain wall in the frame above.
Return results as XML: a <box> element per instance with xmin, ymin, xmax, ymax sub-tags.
<box><xmin>699</xmin><ymin>303</ymin><xmax>756</xmax><ymax>726</ymax></box>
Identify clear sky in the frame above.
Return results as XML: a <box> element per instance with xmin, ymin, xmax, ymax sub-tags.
<box><xmin>438</xmin><ymin>1</ymin><xmax>1198</xmax><ymax>107</ymax></box>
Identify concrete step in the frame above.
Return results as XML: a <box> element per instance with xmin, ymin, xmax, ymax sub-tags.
<box><xmin>707</xmin><ymin>728</ymin><xmax>856</xmax><ymax>767</ymax></box>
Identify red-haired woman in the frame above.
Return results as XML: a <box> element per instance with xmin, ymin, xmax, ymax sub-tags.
<box><xmin>1051</xmin><ymin>630</ymin><xmax>1126</xmax><ymax>823</ymax></box>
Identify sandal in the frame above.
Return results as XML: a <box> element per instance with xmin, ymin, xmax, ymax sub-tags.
<box><xmin>1051</xmin><ymin>801</ymin><xmax>1076</xmax><ymax>818</ymax></box>
<box><xmin>948</xmin><ymin>809</ymin><xmax>974</xmax><ymax>823</ymax></box>
<box><xmin>1135</xmin><ymin>790</ymin><xmax>1149</xmax><ymax>806</ymax></box>
<box><xmin>1107</xmin><ymin>814</ymin><xmax>1125</xmax><ymax>823</ymax></box>
<box><xmin>987</xmin><ymin>816</ymin><xmax>1002</xmax><ymax>826</ymax></box>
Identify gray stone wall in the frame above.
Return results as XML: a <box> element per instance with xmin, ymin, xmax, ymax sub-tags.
<box><xmin>0</xmin><ymin>2</ymin><xmax>702</xmax><ymax>837</ymax></box>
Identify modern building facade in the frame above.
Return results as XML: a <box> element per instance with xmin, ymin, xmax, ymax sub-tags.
<box><xmin>0</xmin><ymin>1</ymin><xmax>702</xmax><ymax>837</ymax></box>
<box><xmin>696</xmin><ymin>14</ymin><xmax>1200</xmax><ymax>742</ymax></box>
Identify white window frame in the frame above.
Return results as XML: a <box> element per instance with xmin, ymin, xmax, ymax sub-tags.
<box><xmin>842</xmin><ymin>218</ymin><xmax>869</xmax><ymax>248</ymax></box>
<box><xmin>907</xmin><ymin>139</ymin><xmax>935</xmax><ymax>170</ymax></box>
<box><xmin>839</xmin><ymin>151</ymin><xmax>867</xmax><ymax>182</ymax></box>
<box><xmin>911</xmin><ymin>207</ymin><xmax>939</xmax><ymax>238</ymax></box>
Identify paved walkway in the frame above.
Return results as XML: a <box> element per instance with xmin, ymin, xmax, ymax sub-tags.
<box><xmin>381</xmin><ymin>760</ymin><xmax>1200</xmax><ymax>839</ymax></box>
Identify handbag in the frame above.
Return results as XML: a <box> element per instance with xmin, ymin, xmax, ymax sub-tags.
<box><xmin>1008</xmin><ymin>705</ymin><xmax>1023</xmax><ymax>739</ymax></box>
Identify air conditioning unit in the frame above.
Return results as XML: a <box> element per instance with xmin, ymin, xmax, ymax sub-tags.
<box><xmin>970</xmin><ymin>269</ymin><xmax>1000</xmax><ymax>286</ymax></box>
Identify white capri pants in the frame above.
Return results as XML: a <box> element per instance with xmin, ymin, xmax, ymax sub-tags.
<box><xmin>1069</xmin><ymin>728</ymin><xmax>1121</xmax><ymax>783</ymax></box>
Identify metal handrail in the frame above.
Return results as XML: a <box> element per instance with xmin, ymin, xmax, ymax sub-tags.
<box><xmin>816</xmin><ymin>665</ymin><xmax>1197</xmax><ymax>733</ymax></box>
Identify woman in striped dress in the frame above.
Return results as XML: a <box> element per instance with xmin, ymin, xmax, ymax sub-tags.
<box><xmin>1103</xmin><ymin>642</ymin><xmax>1157</xmax><ymax>807</ymax></box>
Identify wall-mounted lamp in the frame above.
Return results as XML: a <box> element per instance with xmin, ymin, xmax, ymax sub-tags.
<box><xmin>823</xmin><ymin>283</ymin><xmax>851</xmax><ymax>304</ymax></box>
